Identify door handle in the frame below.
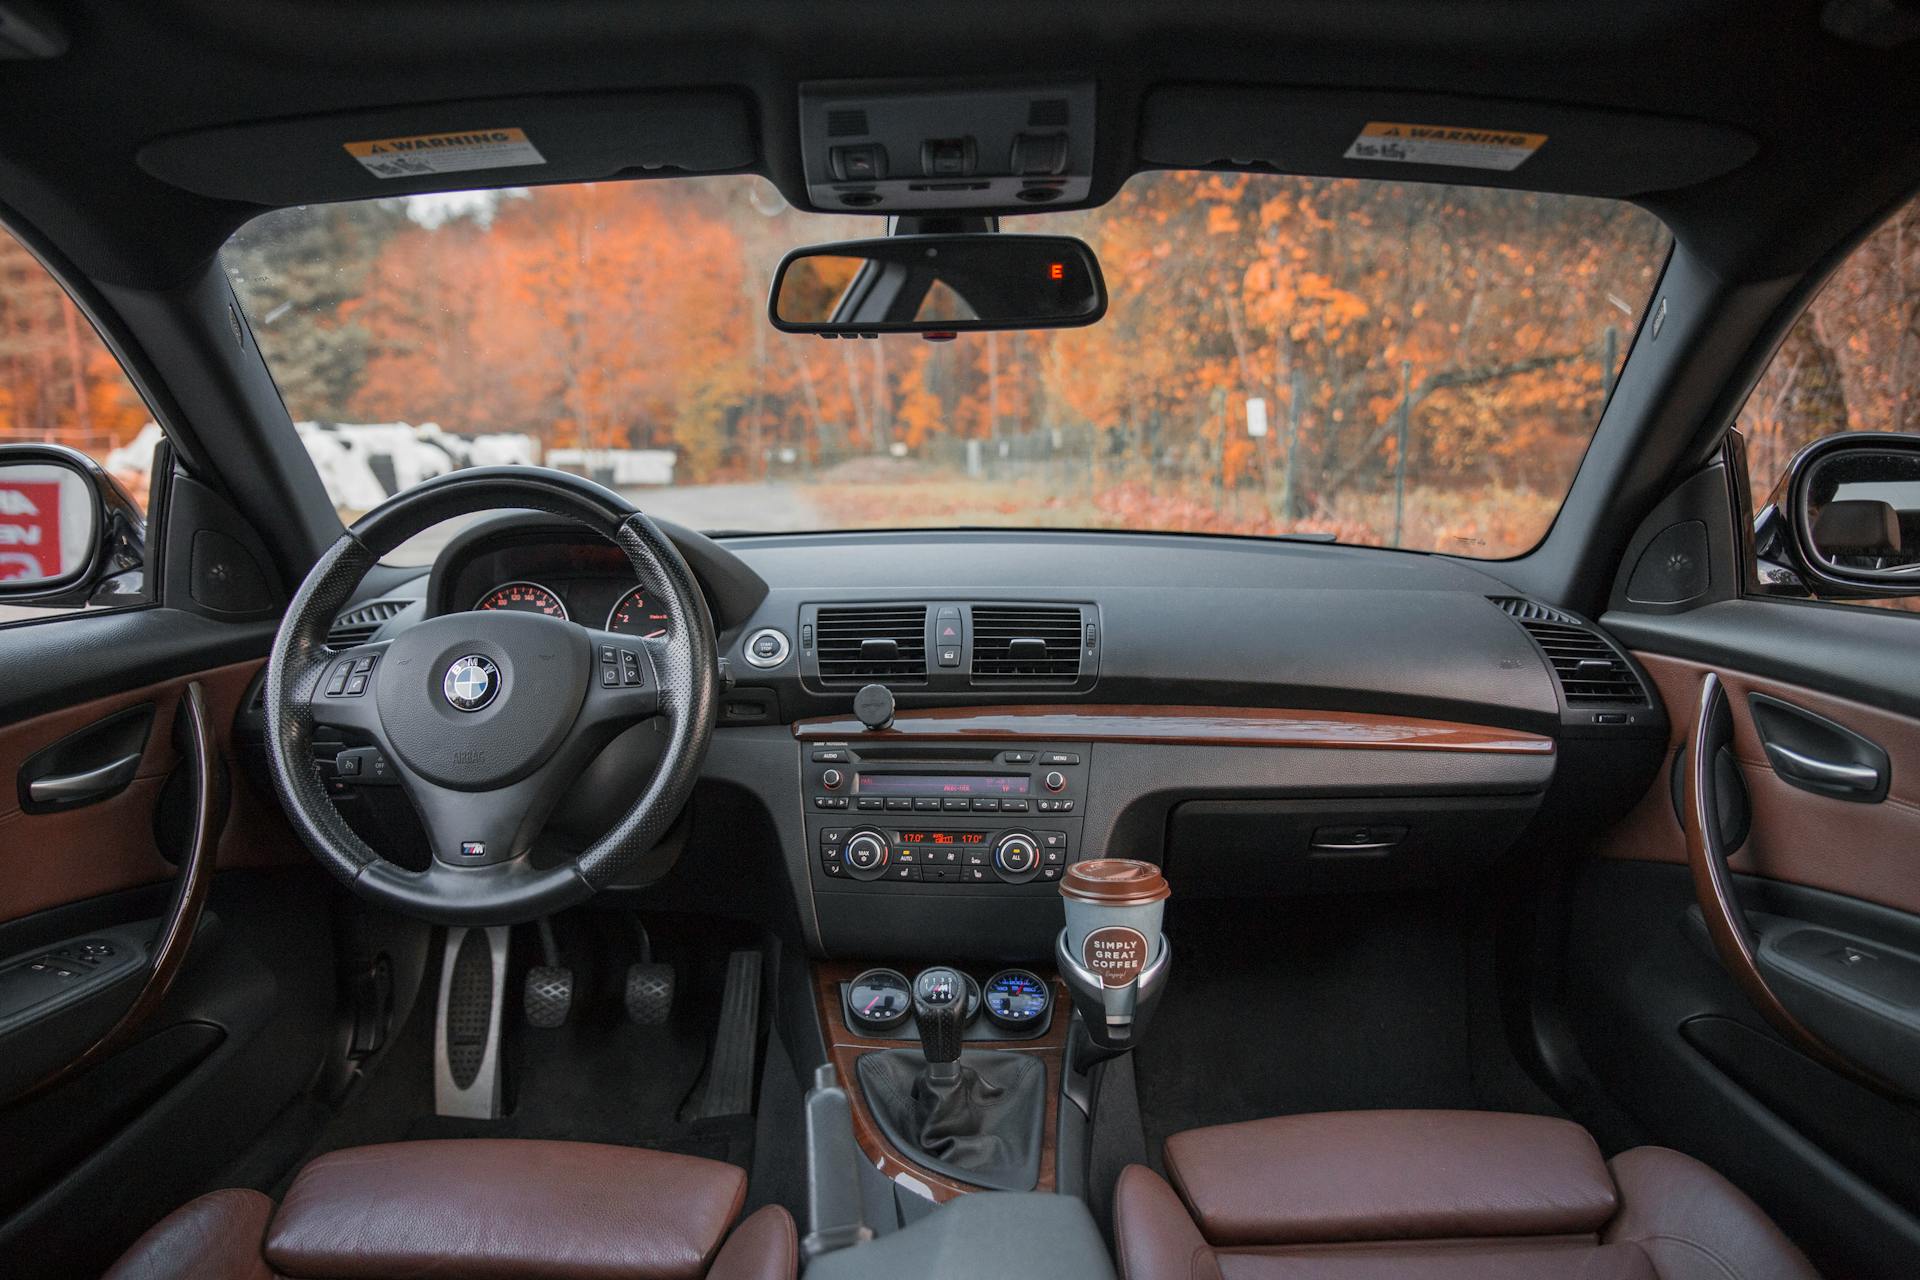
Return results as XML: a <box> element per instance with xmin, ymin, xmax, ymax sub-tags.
<box><xmin>26</xmin><ymin>753</ymin><xmax>142</xmax><ymax>805</ymax></box>
<box><xmin>1760</xmin><ymin>741</ymin><xmax>1882</xmax><ymax>795</ymax></box>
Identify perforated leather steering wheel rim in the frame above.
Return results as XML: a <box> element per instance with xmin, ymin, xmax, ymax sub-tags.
<box><xmin>262</xmin><ymin>468</ymin><xmax>717</xmax><ymax>926</ymax></box>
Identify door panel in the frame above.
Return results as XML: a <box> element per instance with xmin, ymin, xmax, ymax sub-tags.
<box><xmin>0</xmin><ymin>658</ymin><xmax>301</xmax><ymax>924</ymax></box>
<box><xmin>1571</xmin><ymin>606</ymin><xmax>1920</xmax><ymax>1278</ymax></box>
<box><xmin>1593</xmin><ymin>651</ymin><xmax>1920</xmax><ymax>917</ymax></box>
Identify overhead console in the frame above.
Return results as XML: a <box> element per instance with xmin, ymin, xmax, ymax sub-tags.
<box><xmin>797</xmin><ymin>81</ymin><xmax>1096</xmax><ymax>212</ymax></box>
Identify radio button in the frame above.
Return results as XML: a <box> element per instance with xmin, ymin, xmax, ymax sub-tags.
<box><xmin>815</xmin><ymin>796</ymin><xmax>848</xmax><ymax>810</ymax></box>
<box><xmin>971</xmin><ymin>797</ymin><xmax>1001</xmax><ymax>812</ymax></box>
<box><xmin>1040</xmin><ymin>752</ymin><xmax>1080</xmax><ymax>766</ymax></box>
<box><xmin>821</xmin><ymin>768</ymin><xmax>845</xmax><ymax>790</ymax></box>
<box><xmin>885</xmin><ymin>796</ymin><xmax>912</xmax><ymax>811</ymax></box>
<box><xmin>1000</xmin><ymin>751</ymin><xmax>1035</xmax><ymax>764</ymax></box>
<box><xmin>1001</xmin><ymin>798</ymin><xmax>1029</xmax><ymax>812</ymax></box>
<box><xmin>811</xmin><ymin>749</ymin><xmax>848</xmax><ymax>764</ymax></box>
<box><xmin>913</xmin><ymin>797</ymin><xmax>941</xmax><ymax>811</ymax></box>
<box><xmin>857</xmin><ymin>797</ymin><xmax>885</xmax><ymax>810</ymax></box>
<box><xmin>942</xmin><ymin>798</ymin><xmax>970</xmax><ymax>812</ymax></box>
<box><xmin>1044</xmin><ymin>771</ymin><xmax>1067</xmax><ymax>792</ymax></box>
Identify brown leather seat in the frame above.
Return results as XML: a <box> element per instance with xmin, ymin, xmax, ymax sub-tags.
<box><xmin>1115</xmin><ymin>1110</ymin><xmax>1821</xmax><ymax>1280</ymax></box>
<box><xmin>101</xmin><ymin>1138</ymin><xmax>796</xmax><ymax>1280</ymax></box>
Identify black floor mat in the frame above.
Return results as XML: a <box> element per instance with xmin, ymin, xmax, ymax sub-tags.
<box><xmin>288</xmin><ymin>919</ymin><xmax>756</xmax><ymax>1193</ymax></box>
<box><xmin>1133</xmin><ymin>892</ymin><xmax>1555</xmax><ymax>1164</ymax></box>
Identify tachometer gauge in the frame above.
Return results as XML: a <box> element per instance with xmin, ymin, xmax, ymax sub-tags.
<box><xmin>474</xmin><ymin>581</ymin><xmax>568</xmax><ymax>619</ymax></box>
<box><xmin>606</xmin><ymin>585</ymin><xmax>672</xmax><ymax>638</ymax></box>
<box><xmin>983</xmin><ymin>969</ymin><xmax>1050</xmax><ymax>1031</ymax></box>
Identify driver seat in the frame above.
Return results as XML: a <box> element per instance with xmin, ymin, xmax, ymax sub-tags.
<box><xmin>101</xmin><ymin>1139</ymin><xmax>796</xmax><ymax>1280</ymax></box>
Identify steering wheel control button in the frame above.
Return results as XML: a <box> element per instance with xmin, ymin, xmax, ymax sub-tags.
<box><xmin>742</xmin><ymin>627</ymin><xmax>791</xmax><ymax>669</ymax></box>
<box><xmin>619</xmin><ymin>649</ymin><xmax>643</xmax><ymax>686</ymax></box>
<box><xmin>442</xmin><ymin>654</ymin><xmax>501</xmax><ymax>712</ymax></box>
<box><xmin>326</xmin><ymin>665</ymin><xmax>350</xmax><ymax>696</ymax></box>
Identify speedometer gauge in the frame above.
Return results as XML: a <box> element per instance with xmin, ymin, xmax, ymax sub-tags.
<box><xmin>474</xmin><ymin>581</ymin><xmax>568</xmax><ymax>619</ymax></box>
<box><xmin>606</xmin><ymin>585</ymin><xmax>672</xmax><ymax>638</ymax></box>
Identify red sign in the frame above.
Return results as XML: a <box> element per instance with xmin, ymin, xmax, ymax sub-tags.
<box><xmin>0</xmin><ymin>480</ymin><xmax>62</xmax><ymax>581</ymax></box>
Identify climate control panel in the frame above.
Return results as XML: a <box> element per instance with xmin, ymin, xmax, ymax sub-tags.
<box><xmin>819</xmin><ymin>824</ymin><xmax>1071</xmax><ymax>885</ymax></box>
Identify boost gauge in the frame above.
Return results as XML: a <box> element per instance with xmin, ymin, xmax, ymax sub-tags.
<box><xmin>844</xmin><ymin>968</ymin><xmax>912</xmax><ymax>1035</ymax></box>
<box><xmin>474</xmin><ymin>581</ymin><xmax>567</xmax><ymax>619</ymax></box>
<box><xmin>983</xmin><ymin>969</ymin><xmax>1051</xmax><ymax>1031</ymax></box>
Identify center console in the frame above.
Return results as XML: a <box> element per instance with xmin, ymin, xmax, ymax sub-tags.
<box><xmin>805</xmin><ymin>741</ymin><xmax>1090</xmax><ymax>892</ymax></box>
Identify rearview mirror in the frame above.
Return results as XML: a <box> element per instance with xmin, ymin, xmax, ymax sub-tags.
<box><xmin>1763</xmin><ymin>432</ymin><xmax>1920</xmax><ymax>598</ymax></box>
<box><xmin>0</xmin><ymin>446</ymin><xmax>102</xmax><ymax>595</ymax></box>
<box><xmin>768</xmin><ymin>234</ymin><xmax>1106</xmax><ymax>335</ymax></box>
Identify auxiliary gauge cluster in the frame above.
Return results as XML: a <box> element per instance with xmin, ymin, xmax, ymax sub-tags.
<box><xmin>842</xmin><ymin>966</ymin><xmax>1053</xmax><ymax>1040</ymax></box>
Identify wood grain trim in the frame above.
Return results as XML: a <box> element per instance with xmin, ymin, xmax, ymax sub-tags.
<box><xmin>1597</xmin><ymin>652</ymin><xmax>1920</xmax><ymax>917</ymax></box>
<box><xmin>13</xmin><ymin>682</ymin><xmax>222</xmax><ymax>1105</ymax></box>
<box><xmin>0</xmin><ymin>659</ymin><xmax>303</xmax><ymax>925</ymax></box>
<box><xmin>1682</xmin><ymin>672</ymin><xmax>1905</xmax><ymax>1100</ymax></box>
<box><xmin>813</xmin><ymin>961</ymin><xmax>1067</xmax><ymax>1202</ymax></box>
<box><xmin>793</xmin><ymin>705</ymin><xmax>1553</xmax><ymax>753</ymax></box>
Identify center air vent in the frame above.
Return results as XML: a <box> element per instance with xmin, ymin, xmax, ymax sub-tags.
<box><xmin>815</xmin><ymin>605</ymin><xmax>928</xmax><ymax>685</ymax></box>
<box><xmin>971</xmin><ymin>606</ymin><xmax>1083</xmax><ymax>683</ymax></box>
<box><xmin>327</xmin><ymin>598</ymin><xmax>409</xmax><ymax>648</ymax></box>
<box><xmin>1490</xmin><ymin>597</ymin><xmax>1647</xmax><ymax>706</ymax></box>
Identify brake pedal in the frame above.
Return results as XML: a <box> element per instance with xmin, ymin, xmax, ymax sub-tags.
<box><xmin>624</xmin><ymin>920</ymin><xmax>673</xmax><ymax>1026</ymax></box>
<box><xmin>523</xmin><ymin>916</ymin><xmax>573</xmax><ymax>1029</ymax></box>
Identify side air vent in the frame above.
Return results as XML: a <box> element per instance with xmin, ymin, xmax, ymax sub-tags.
<box><xmin>1490</xmin><ymin>597</ymin><xmax>1648</xmax><ymax>705</ymax></box>
<box><xmin>971</xmin><ymin>606</ymin><xmax>1083</xmax><ymax>683</ymax></box>
<box><xmin>815</xmin><ymin>605</ymin><xmax>928</xmax><ymax>685</ymax></box>
<box><xmin>827</xmin><ymin>108</ymin><xmax>870</xmax><ymax>137</ymax></box>
<box><xmin>327</xmin><ymin>598</ymin><xmax>409</xmax><ymax>648</ymax></box>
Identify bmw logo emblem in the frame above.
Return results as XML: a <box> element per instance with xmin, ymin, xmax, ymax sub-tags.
<box><xmin>442</xmin><ymin>655</ymin><xmax>500</xmax><ymax>712</ymax></box>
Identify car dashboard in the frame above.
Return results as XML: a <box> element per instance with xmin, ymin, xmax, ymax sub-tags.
<box><xmin>332</xmin><ymin>514</ymin><xmax>1670</xmax><ymax>959</ymax></box>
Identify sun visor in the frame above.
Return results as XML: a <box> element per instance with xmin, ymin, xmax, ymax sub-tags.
<box><xmin>137</xmin><ymin>90</ymin><xmax>756</xmax><ymax>206</ymax></box>
<box><xmin>1138</xmin><ymin>87</ymin><xmax>1756</xmax><ymax>199</ymax></box>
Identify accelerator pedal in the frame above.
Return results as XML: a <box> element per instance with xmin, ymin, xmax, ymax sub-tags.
<box><xmin>623</xmin><ymin>919</ymin><xmax>674</xmax><ymax>1026</ymax></box>
<box><xmin>523</xmin><ymin>916</ymin><xmax>573</xmax><ymax>1029</ymax></box>
<box><xmin>434</xmin><ymin>925</ymin><xmax>509</xmax><ymax>1119</ymax></box>
<box><xmin>688</xmin><ymin>950</ymin><xmax>761</xmax><ymax>1120</ymax></box>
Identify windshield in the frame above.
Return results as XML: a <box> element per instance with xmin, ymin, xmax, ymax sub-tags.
<box><xmin>222</xmin><ymin>172</ymin><xmax>1669</xmax><ymax>559</ymax></box>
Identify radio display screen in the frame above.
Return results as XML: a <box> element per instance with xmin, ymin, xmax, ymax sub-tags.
<box><xmin>856</xmin><ymin>773</ymin><xmax>1030</xmax><ymax>796</ymax></box>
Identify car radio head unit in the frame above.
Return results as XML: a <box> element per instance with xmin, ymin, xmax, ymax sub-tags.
<box><xmin>855</xmin><ymin>773</ymin><xmax>1029</xmax><ymax>795</ymax></box>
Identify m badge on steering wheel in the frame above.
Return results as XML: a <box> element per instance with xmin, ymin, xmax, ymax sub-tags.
<box><xmin>443</xmin><ymin>655</ymin><xmax>501</xmax><ymax>712</ymax></box>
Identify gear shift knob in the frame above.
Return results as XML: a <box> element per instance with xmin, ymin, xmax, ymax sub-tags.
<box><xmin>912</xmin><ymin>966</ymin><xmax>967</xmax><ymax>1082</ymax></box>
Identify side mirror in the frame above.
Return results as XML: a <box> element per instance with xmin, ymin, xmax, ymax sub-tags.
<box><xmin>768</xmin><ymin>234</ymin><xmax>1106</xmax><ymax>336</ymax></box>
<box><xmin>0</xmin><ymin>443</ymin><xmax>143</xmax><ymax>607</ymax></box>
<box><xmin>1759</xmin><ymin>432</ymin><xmax>1920</xmax><ymax>598</ymax></box>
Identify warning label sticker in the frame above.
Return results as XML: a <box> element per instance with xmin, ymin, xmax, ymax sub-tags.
<box><xmin>343</xmin><ymin>128</ymin><xmax>546</xmax><ymax>180</ymax></box>
<box><xmin>1342</xmin><ymin>122</ymin><xmax>1546</xmax><ymax>172</ymax></box>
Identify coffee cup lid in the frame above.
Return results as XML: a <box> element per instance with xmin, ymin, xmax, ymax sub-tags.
<box><xmin>1061</xmin><ymin>858</ymin><xmax>1170</xmax><ymax>906</ymax></box>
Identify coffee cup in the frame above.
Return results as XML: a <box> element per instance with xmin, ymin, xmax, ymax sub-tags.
<box><xmin>1060</xmin><ymin>859</ymin><xmax>1169</xmax><ymax>988</ymax></box>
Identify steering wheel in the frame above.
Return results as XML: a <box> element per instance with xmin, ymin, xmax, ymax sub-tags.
<box><xmin>263</xmin><ymin>468</ymin><xmax>717</xmax><ymax>925</ymax></box>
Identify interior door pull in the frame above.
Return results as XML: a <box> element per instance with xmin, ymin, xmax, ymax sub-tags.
<box><xmin>26</xmin><ymin>753</ymin><xmax>142</xmax><ymax>804</ymax></box>
<box><xmin>1760</xmin><ymin>741</ymin><xmax>1881</xmax><ymax>794</ymax></box>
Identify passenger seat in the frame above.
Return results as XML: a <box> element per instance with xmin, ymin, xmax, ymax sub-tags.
<box><xmin>1115</xmin><ymin>1110</ymin><xmax>1818</xmax><ymax>1280</ymax></box>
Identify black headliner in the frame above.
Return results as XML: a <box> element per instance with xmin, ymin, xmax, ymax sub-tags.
<box><xmin>2</xmin><ymin>0</ymin><xmax>1918</xmax><ymax>289</ymax></box>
